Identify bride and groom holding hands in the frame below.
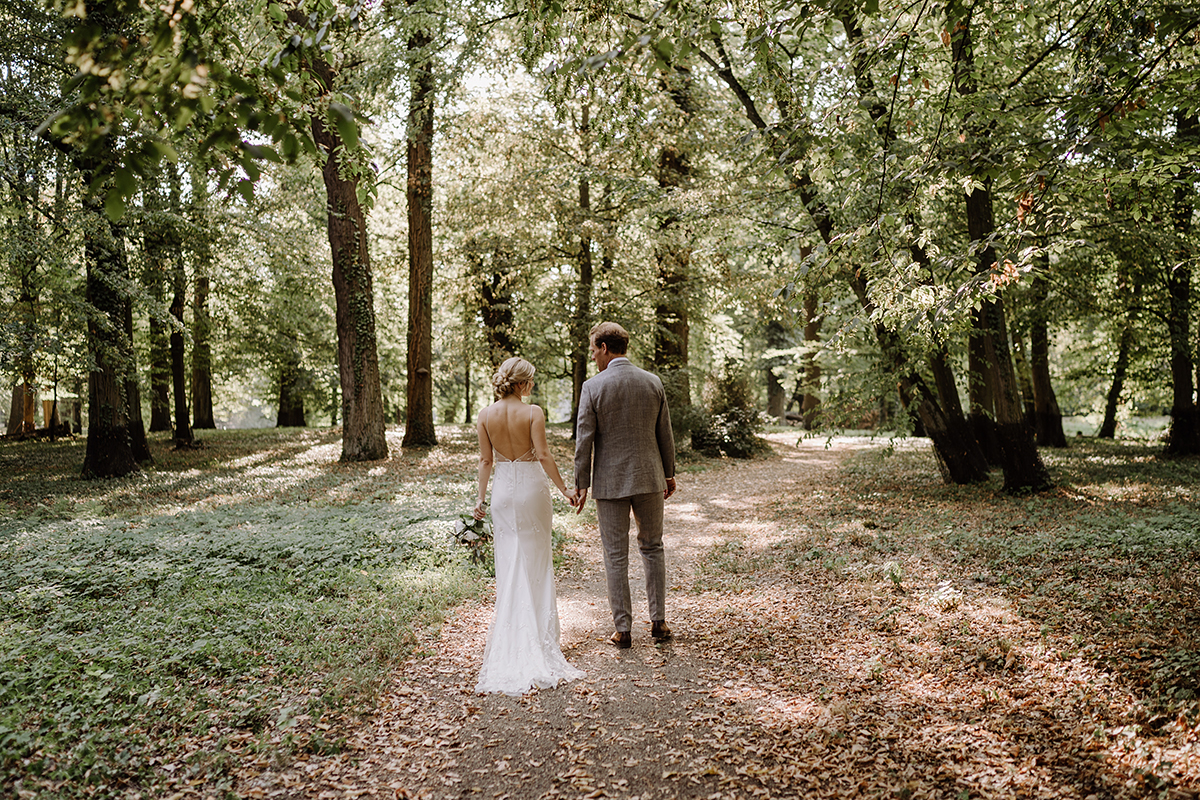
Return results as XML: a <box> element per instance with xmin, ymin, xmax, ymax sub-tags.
<box><xmin>472</xmin><ymin>321</ymin><xmax>677</xmax><ymax>695</ymax></box>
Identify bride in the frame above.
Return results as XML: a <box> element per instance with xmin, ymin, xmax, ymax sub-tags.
<box><xmin>472</xmin><ymin>357</ymin><xmax>586</xmax><ymax>695</ymax></box>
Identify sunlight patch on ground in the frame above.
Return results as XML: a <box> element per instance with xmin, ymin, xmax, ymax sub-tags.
<box><xmin>227</xmin><ymin>450</ymin><xmax>281</xmax><ymax>469</ymax></box>
<box><xmin>298</xmin><ymin>441</ymin><xmax>341</xmax><ymax>464</ymax></box>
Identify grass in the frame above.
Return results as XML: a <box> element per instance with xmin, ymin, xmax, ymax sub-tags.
<box><xmin>0</xmin><ymin>425</ymin><xmax>579</xmax><ymax>799</ymax></box>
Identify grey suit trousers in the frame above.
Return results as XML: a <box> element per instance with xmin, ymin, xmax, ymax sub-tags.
<box><xmin>596</xmin><ymin>491</ymin><xmax>666</xmax><ymax>633</ymax></box>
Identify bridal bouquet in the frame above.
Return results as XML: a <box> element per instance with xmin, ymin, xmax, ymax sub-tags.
<box><xmin>453</xmin><ymin>512</ymin><xmax>492</xmax><ymax>566</ymax></box>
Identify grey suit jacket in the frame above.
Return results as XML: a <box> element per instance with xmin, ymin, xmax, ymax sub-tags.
<box><xmin>574</xmin><ymin>359</ymin><xmax>676</xmax><ymax>500</ymax></box>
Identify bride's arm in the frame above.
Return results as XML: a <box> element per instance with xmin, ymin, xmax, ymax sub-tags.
<box><xmin>474</xmin><ymin>412</ymin><xmax>493</xmax><ymax>519</ymax></box>
<box><xmin>531</xmin><ymin>407</ymin><xmax>574</xmax><ymax>501</ymax></box>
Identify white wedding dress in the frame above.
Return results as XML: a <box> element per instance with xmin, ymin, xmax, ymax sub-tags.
<box><xmin>475</xmin><ymin>447</ymin><xmax>585</xmax><ymax>695</ymax></box>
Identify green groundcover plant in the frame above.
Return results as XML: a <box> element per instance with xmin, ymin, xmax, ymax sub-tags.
<box><xmin>0</xmin><ymin>429</ymin><xmax>503</xmax><ymax>798</ymax></box>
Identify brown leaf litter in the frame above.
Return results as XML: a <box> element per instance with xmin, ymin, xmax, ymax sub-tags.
<box><xmin>231</xmin><ymin>433</ymin><xmax>1200</xmax><ymax>800</ymax></box>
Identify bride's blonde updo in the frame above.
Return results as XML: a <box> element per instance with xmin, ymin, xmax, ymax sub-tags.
<box><xmin>493</xmin><ymin>357</ymin><xmax>535</xmax><ymax>399</ymax></box>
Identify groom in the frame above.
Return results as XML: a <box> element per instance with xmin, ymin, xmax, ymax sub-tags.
<box><xmin>573</xmin><ymin>321</ymin><xmax>677</xmax><ymax>648</ymax></box>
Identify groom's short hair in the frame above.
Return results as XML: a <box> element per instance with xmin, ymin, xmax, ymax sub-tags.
<box><xmin>590</xmin><ymin>322</ymin><xmax>629</xmax><ymax>355</ymax></box>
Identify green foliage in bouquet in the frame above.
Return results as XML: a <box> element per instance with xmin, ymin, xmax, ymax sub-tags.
<box><xmin>453</xmin><ymin>512</ymin><xmax>494</xmax><ymax>569</ymax></box>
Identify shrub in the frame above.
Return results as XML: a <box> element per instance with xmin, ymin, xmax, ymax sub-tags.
<box><xmin>691</xmin><ymin>359</ymin><xmax>770</xmax><ymax>459</ymax></box>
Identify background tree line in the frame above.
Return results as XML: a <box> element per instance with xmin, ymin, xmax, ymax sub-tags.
<box><xmin>1</xmin><ymin>0</ymin><xmax>1197</xmax><ymax>491</ymax></box>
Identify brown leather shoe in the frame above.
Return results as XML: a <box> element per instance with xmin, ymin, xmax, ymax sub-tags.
<box><xmin>651</xmin><ymin>620</ymin><xmax>673</xmax><ymax>642</ymax></box>
<box><xmin>611</xmin><ymin>631</ymin><xmax>632</xmax><ymax>649</ymax></box>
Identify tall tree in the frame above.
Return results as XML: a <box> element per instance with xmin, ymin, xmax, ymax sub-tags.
<box><xmin>949</xmin><ymin>0</ymin><xmax>1051</xmax><ymax>491</ymax></box>
<box><xmin>80</xmin><ymin>176</ymin><xmax>142</xmax><ymax>476</ymax></box>
<box><xmin>189</xmin><ymin>166</ymin><xmax>216</xmax><ymax>429</ymax></box>
<box><xmin>163</xmin><ymin>165</ymin><xmax>193</xmax><ymax>448</ymax></box>
<box><xmin>696</xmin><ymin>16</ymin><xmax>989</xmax><ymax>483</ymax></box>
<box><xmin>142</xmin><ymin>173</ymin><xmax>174</xmax><ymax>433</ymax></box>
<box><xmin>1027</xmin><ymin>265</ymin><xmax>1067</xmax><ymax>447</ymax></box>
<box><xmin>285</xmin><ymin>7</ymin><xmax>388</xmax><ymax>461</ymax></box>
<box><xmin>571</xmin><ymin>101</ymin><xmax>595</xmax><ymax>429</ymax></box>
<box><xmin>403</xmin><ymin>4</ymin><xmax>438</xmax><ymax>448</ymax></box>
<box><xmin>1165</xmin><ymin>110</ymin><xmax>1199</xmax><ymax>454</ymax></box>
<box><xmin>652</xmin><ymin>59</ymin><xmax>697</xmax><ymax>416</ymax></box>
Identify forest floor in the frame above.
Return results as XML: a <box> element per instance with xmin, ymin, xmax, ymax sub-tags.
<box><xmin>228</xmin><ymin>431</ymin><xmax>1200</xmax><ymax>800</ymax></box>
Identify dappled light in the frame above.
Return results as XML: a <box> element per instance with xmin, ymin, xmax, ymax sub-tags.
<box><xmin>3</xmin><ymin>428</ymin><xmax>1198</xmax><ymax>797</ymax></box>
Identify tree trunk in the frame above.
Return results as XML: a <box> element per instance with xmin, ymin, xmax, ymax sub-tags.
<box><xmin>148</xmin><ymin>312</ymin><xmax>171</xmax><ymax>432</ymax></box>
<box><xmin>403</xmin><ymin>23</ymin><xmax>438</xmax><ymax>448</ymax></box>
<box><xmin>705</xmin><ymin>22</ymin><xmax>982</xmax><ymax>480</ymax></box>
<box><xmin>1012</xmin><ymin>326</ymin><xmax>1041</xmax><ymax>429</ymax></box>
<box><xmin>12</xmin><ymin>160</ymin><xmax>40</xmax><ymax>436</ymax></box>
<box><xmin>302</xmin><ymin>53</ymin><xmax>388</xmax><ymax>460</ymax></box>
<box><xmin>478</xmin><ymin>261</ymin><xmax>518</xmax><ymax>365</ymax></box>
<box><xmin>1165</xmin><ymin>111</ymin><xmax>1199</xmax><ymax>455</ymax></box>
<box><xmin>169</xmin><ymin>168</ymin><xmax>193</xmax><ymax>448</ymax></box>
<box><xmin>841</xmin><ymin>3</ymin><xmax>981</xmax><ymax>459</ymax></box>
<box><xmin>654</xmin><ymin>253</ymin><xmax>691</xmax><ymax>413</ymax></box>
<box><xmin>928</xmin><ymin>346</ymin><xmax>969</xmax><ymax>436</ymax></box>
<box><xmin>144</xmin><ymin>176</ymin><xmax>172</xmax><ymax>433</ymax></box>
<box><xmin>463</xmin><ymin>348</ymin><xmax>472</xmax><ymax>425</ymax></box>
<box><xmin>765</xmin><ymin>320</ymin><xmax>789</xmax><ymax>422</ymax></box>
<box><xmin>190</xmin><ymin>168</ymin><xmax>215</xmax><ymax>430</ymax></box>
<box><xmin>968</xmin><ymin>322</ymin><xmax>1002</xmax><ymax>465</ymax></box>
<box><xmin>6</xmin><ymin>385</ymin><xmax>24</xmax><ymax>436</ymax></box>
<box><xmin>800</xmin><ymin>290</ymin><xmax>822</xmax><ymax>429</ymax></box>
<box><xmin>124</xmin><ymin>288</ymin><xmax>152</xmax><ymax>463</ymax></box>
<box><xmin>966</xmin><ymin>204</ymin><xmax>1050</xmax><ymax>492</ymax></box>
<box><xmin>1028</xmin><ymin>268</ymin><xmax>1066</xmax><ymax>447</ymax></box>
<box><xmin>277</xmin><ymin>347</ymin><xmax>307</xmax><ymax>427</ymax></box>
<box><xmin>6</xmin><ymin>384</ymin><xmax>37</xmax><ymax>436</ymax></box>
<box><xmin>653</xmin><ymin>141</ymin><xmax>693</xmax><ymax>417</ymax></box>
<box><xmin>952</xmin><ymin>9</ymin><xmax>1050</xmax><ymax>492</ymax></box>
<box><xmin>1011</xmin><ymin>327</ymin><xmax>1036</xmax><ymax>428</ymax></box>
<box><xmin>1099</xmin><ymin>323</ymin><xmax>1133</xmax><ymax>439</ymax></box>
<box><xmin>81</xmin><ymin>188</ymin><xmax>139</xmax><ymax>478</ymax></box>
<box><xmin>571</xmin><ymin>102</ymin><xmax>594</xmax><ymax>431</ymax></box>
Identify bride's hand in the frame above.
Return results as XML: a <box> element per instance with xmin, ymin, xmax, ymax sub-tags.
<box><xmin>473</xmin><ymin>500</ymin><xmax>487</xmax><ymax>520</ymax></box>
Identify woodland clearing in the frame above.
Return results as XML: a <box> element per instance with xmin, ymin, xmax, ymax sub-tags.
<box><xmin>1</xmin><ymin>427</ymin><xmax>1198</xmax><ymax>799</ymax></box>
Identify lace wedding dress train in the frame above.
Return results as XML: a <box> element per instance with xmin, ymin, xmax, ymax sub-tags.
<box><xmin>475</xmin><ymin>457</ymin><xmax>585</xmax><ymax>696</ymax></box>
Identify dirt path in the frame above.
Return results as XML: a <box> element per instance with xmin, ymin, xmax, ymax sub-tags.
<box><xmin>238</xmin><ymin>434</ymin><xmax>1199</xmax><ymax>800</ymax></box>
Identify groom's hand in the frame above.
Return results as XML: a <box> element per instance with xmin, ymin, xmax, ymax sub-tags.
<box><xmin>574</xmin><ymin>487</ymin><xmax>587</xmax><ymax>513</ymax></box>
<box><xmin>664</xmin><ymin>477</ymin><xmax>677</xmax><ymax>500</ymax></box>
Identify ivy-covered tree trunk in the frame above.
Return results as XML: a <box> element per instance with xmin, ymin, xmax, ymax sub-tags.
<box><xmin>190</xmin><ymin>168</ymin><xmax>215</xmax><ymax>430</ymax></box>
<box><xmin>1165</xmin><ymin>111</ymin><xmax>1199</xmax><ymax>455</ymax></box>
<box><xmin>303</xmin><ymin>57</ymin><xmax>387</xmax><ymax>461</ymax></box>
<box><xmin>81</xmin><ymin>190</ymin><xmax>139</xmax><ymax>478</ymax></box>
<box><xmin>403</xmin><ymin>23</ymin><xmax>437</xmax><ymax>448</ymax></box>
